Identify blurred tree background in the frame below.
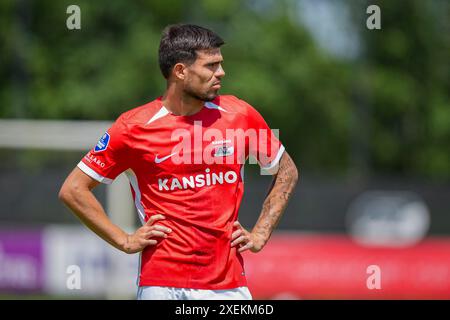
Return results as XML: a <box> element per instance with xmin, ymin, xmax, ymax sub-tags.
<box><xmin>2</xmin><ymin>1</ymin><xmax>450</xmax><ymax>299</ymax></box>
<box><xmin>0</xmin><ymin>0</ymin><xmax>449</xmax><ymax>180</ymax></box>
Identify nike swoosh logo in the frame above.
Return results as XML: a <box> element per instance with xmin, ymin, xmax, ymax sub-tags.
<box><xmin>154</xmin><ymin>153</ymin><xmax>177</xmax><ymax>164</ymax></box>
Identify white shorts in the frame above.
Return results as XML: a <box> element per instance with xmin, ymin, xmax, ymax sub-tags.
<box><xmin>137</xmin><ymin>286</ymin><xmax>252</xmax><ymax>300</ymax></box>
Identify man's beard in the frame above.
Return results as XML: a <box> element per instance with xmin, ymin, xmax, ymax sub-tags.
<box><xmin>184</xmin><ymin>86</ymin><xmax>218</xmax><ymax>102</ymax></box>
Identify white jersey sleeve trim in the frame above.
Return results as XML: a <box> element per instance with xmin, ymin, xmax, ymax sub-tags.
<box><xmin>125</xmin><ymin>169</ymin><xmax>146</xmax><ymax>225</ymax></box>
<box><xmin>77</xmin><ymin>161</ymin><xmax>114</xmax><ymax>184</ymax></box>
<box><xmin>259</xmin><ymin>145</ymin><xmax>285</xmax><ymax>175</ymax></box>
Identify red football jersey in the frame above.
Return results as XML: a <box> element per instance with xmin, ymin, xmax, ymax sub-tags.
<box><xmin>78</xmin><ymin>95</ymin><xmax>284</xmax><ymax>289</ymax></box>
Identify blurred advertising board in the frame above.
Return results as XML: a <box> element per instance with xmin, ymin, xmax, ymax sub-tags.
<box><xmin>0</xmin><ymin>226</ymin><xmax>138</xmax><ymax>298</ymax></box>
<box><xmin>1</xmin><ymin>228</ymin><xmax>450</xmax><ymax>299</ymax></box>
<box><xmin>0</xmin><ymin>229</ymin><xmax>44</xmax><ymax>292</ymax></box>
<box><xmin>244</xmin><ymin>234</ymin><xmax>450</xmax><ymax>299</ymax></box>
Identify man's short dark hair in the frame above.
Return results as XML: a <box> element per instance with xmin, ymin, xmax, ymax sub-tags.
<box><xmin>158</xmin><ymin>24</ymin><xmax>225</xmax><ymax>79</ymax></box>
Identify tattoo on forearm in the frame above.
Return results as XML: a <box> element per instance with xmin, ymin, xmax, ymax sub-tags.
<box><xmin>252</xmin><ymin>153</ymin><xmax>298</xmax><ymax>243</ymax></box>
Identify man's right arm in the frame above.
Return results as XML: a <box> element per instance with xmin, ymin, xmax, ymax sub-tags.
<box><xmin>58</xmin><ymin>167</ymin><xmax>171</xmax><ymax>254</ymax></box>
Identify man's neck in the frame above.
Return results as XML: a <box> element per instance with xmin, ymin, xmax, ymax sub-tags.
<box><xmin>161</xmin><ymin>84</ymin><xmax>204</xmax><ymax>116</ymax></box>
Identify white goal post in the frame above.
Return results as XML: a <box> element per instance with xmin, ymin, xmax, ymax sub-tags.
<box><xmin>0</xmin><ymin>119</ymin><xmax>136</xmax><ymax>229</ymax></box>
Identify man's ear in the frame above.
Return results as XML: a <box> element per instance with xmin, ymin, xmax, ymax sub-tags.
<box><xmin>173</xmin><ymin>63</ymin><xmax>186</xmax><ymax>80</ymax></box>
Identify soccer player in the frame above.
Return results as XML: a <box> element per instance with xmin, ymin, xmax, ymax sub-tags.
<box><xmin>59</xmin><ymin>24</ymin><xmax>298</xmax><ymax>300</ymax></box>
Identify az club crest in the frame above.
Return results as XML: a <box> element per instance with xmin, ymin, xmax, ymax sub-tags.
<box><xmin>94</xmin><ymin>132</ymin><xmax>110</xmax><ymax>152</ymax></box>
<box><xmin>214</xmin><ymin>144</ymin><xmax>234</xmax><ymax>157</ymax></box>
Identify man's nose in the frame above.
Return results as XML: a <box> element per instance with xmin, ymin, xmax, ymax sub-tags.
<box><xmin>215</xmin><ymin>65</ymin><xmax>225</xmax><ymax>78</ymax></box>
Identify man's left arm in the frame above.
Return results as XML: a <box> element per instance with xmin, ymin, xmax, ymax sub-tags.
<box><xmin>231</xmin><ymin>151</ymin><xmax>298</xmax><ymax>252</ymax></box>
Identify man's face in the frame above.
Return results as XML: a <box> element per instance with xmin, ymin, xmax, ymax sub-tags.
<box><xmin>183</xmin><ymin>48</ymin><xmax>225</xmax><ymax>102</ymax></box>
